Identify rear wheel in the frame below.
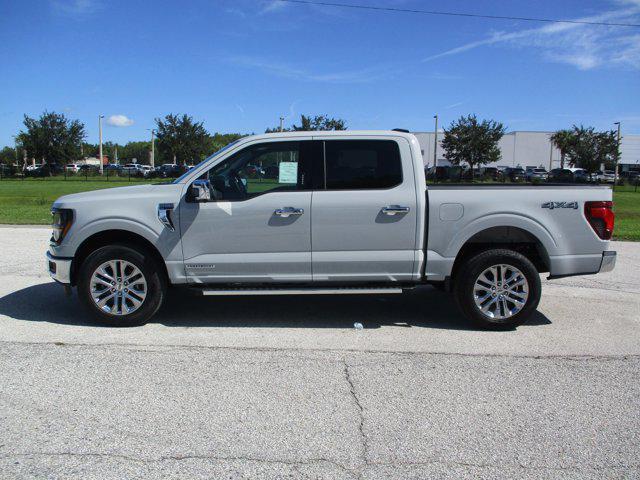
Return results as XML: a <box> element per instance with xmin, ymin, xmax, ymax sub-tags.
<box><xmin>454</xmin><ymin>249</ymin><xmax>541</xmax><ymax>330</ymax></box>
<box><xmin>77</xmin><ymin>245</ymin><xmax>166</xmax><ymax>327</ymax></box>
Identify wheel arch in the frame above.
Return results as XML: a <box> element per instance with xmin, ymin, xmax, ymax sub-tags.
<box><xmin>70</xmin><ymin>229</ymin><xmax>168</xmax><ymax>286</ymax></box>
<box><xmin>450</xmin><ymin>225</ymin><xmax>551</xmax><ymax>284</ymax></box>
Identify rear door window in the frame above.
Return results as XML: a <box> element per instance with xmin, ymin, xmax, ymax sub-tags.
<box><xmin>323</xmin><ymin>140</ymin><xmax>402</xmax><ymax>190</ymax></box>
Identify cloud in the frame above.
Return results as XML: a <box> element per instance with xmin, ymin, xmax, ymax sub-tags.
<box><xmin>423</xmin><ymin>2</ymin><xmax>640</xmax><ymax>70</ymax></box>
<box><xmin>106</xmin><ymin>115</ymin><xmax>134</xmax><ymax>127</ymax></box>
<box><xmin>444</xmin><ymin>102</ymin><xmax>464</xmax><ymax>110</ymax></box>
<box><xmin>50</xmin><ymin>0</ymin><xmax>101</xmax><ymax>17</ymax></box>
<box><xmin>227</xmin><ymin>55</ymin><xmax>387</xmax><ymax>83</ymax></box>
<box><xmin>261</xmin><ymin>0</ymin><xmax>287</xmax><ymax>14</ymax></box>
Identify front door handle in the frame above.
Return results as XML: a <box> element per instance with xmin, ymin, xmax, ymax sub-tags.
<box><xmin>381</xmin><ymin>205</ymin><xmax>410</xmax><ymax>216</ymax></box>
<box><xmin>274</xmin><ymin>207</ymin><xmax>304</xmax><ymax>218</ymax></box>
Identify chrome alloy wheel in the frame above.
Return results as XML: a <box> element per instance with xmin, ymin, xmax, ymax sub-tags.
<box><xmin>90</xmin><ymin>260</ymin><xmax>147</xmax><ymax>316</ymax></box>
<box><xmin>473</xmin><ymin>264</ymin><xmax>529</xmax><ymax>320</ymax></box>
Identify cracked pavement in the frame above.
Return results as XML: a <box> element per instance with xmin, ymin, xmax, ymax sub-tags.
<box><xmin>0</xmin><ymin>227</ymin><xmax>639</xmax><ymax>479</ymax></box>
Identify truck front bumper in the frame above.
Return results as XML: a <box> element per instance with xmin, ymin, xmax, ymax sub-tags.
<box><xmin>46</xmin><ymin>251</ymin><xmax>72</xmax><ymax>284</ymax></box>
<box><xmin>599</xmin><ymin>250</ymin><xmax>617</xmax><ymax>273</ymax></box>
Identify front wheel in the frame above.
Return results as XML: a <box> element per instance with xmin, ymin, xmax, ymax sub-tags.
<box><xmin>454</xmin><ymin>249</ymin><xmax>541</xmax><ymax>330</ymax></box>
<box><xmin>77</xmin><ymin>245</ymin><xmax>166</xmax><ymax>327</ymax></box>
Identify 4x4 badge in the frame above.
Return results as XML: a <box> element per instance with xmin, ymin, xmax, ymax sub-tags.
<box><xmin>542</xmin><ymin>201</ymin><xmax>578</xmax><ymax>210</ymax></box>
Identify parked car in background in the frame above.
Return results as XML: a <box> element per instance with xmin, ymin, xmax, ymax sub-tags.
<box><xmin>492</xmin><ymin>166</ymin><xmax>509</xmax><ymax>181</ymax></box>
<box><xmin>25</xmin><ymin>163</ymin><xmax>43</xmax><ymax>172</ymax></box>
<box><xmin>505</xmin><ymin>167</ymin><xmax>526</xmax><ymax>182</ymax></box>
<box><xmin>122</xmin><ymin>163</ymin><xmax>144</xmax><ymax>176</ymax></box>
<box><xmin>572</xmin><ymin>169</ymin><xmax>598</xmax><ymax>183</ymax></box>
<box><xmin>548</xmin><ymin>168</ymin><xmax>574</xmax><ymax>182</ymax></box>
<box><xmin>26</xmin><ymin>163</ymin><xmax>63</xmax><ymax>177</ymax></box>
<box><xmin>105</xmin><ymin>164</ymin><xmax>122</xmax><ymax>172</ymax></box>
<box><xmin>66</xmin><ymin>163</ymin><xmax>80</xmax><ymax>173</ymax></box>
<box><xmin>78</xmin><ymin>164</ymin><xmax>100</xmax><ymax>174</ymax></box>
<box><xmin>478</xmin><ymin>166</ymin><xmax>500</xmax><ymax>181</ymax></box>
<box><xmin>426</xmin><ymin>165</ymin><xmax>448</xmax><ymax>182</ymax></box>
<box><xmin>140</xmin><ymin>165</ymin><xmax>153</xmax><ymax>177</ymax></box>
<box><xmin>525</xmin><ymin>167</ymin><xmax>548</xmax><ymax>182</ymax></box>
<box><xmin>598</xmin><ymin>170</ymin><xmax>616</xmax><ymax>184</ymax></box>
<box><xmin>154</xmin><ymin>163</ymin><xmax>184</xmax><ymax>178</ymax></box>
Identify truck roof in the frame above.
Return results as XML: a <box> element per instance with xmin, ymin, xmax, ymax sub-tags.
<box><xmin>245</xmin><ymin>130</ymin><xmax>417</xmax><ymax>142</ymax></box>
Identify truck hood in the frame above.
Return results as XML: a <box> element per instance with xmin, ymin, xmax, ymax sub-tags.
<box><xmin>53</xmin><ymin>183</ymin><xmax>181</xmax><ymax>207</ymax></box>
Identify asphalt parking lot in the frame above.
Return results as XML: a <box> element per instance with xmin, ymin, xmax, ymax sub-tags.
<box><xmin>1</xmin><ymin>227</ymin><xmax>639</xmax><ymax>479</ymax></box>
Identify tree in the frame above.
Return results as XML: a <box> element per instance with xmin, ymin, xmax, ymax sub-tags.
<box><xmin>563</xmin><ymin>126</ymin><xmax>618</xmax><ymax>173</ymax></box>
<box><xmin>550</xmin><ymin>129</ymin><xmax>574</xmax><ymax>169</ymax></box>
<box><xmin>0</xmin><ymin>146</ymin><xmax>17</xmax><ymax>166</ymax></box>
<box><xmin>155</xmin><ymin>113</ymin><xmax>210</xmax><ymax>165</ymax></box>
<box><xmin>120</xmin><ymin>141</ymin><xmax>152</xmax><ymax>164</ymax></box>
<box><xmin>441</xmin><ymin>115</ymin><xmax>506</xmax><ymax>178</ymax></box>
<box><xmin>81</xmin><ymin>142</ymin><xmax>98</xmax><ymax>158</ymax></box>
<box><xmin>16</xmin><ymin>111</ymin><xmax>85</xmax><ymax>165</ymax></box>
<box><xmin>266</xmin><ymin>114</ymin><xmax>347</xmax><ymax>133</ymax></box>
<box><xmin>206</xmin><ymin>132</ymin><xmax>245</xmax><ymax>153</ymax></box>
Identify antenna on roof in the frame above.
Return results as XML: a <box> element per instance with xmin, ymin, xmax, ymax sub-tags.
<box><xmin>392</xmin><ymin>128</ymin><xmax>410</xmax><ymax>133</ymax></box>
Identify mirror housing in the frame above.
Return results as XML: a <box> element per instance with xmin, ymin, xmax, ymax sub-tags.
<box><xmin>190</xmin><ymin>179</ymin><xmax>212</xmax><ymax>202</ymax></box>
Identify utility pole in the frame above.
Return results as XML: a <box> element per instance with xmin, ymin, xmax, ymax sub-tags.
<box><xmin>98</xmin><ymin>115</ymin><xmax>104</xmax><ymax>174</ymax></box>
<box><xmin>549</xmin><ymin>138</ymin><xmax>553</xmax><ymax>171</ymax></box>
<box><xmin>433</xmin><ymin>115</ymin><xmax>439</xmax><ymax>167</ymax></box>
<box><xmin>148</xmin><ymin>128</ymin><xmax>156</xmax><ymax>168</ymax></box>
<box><xmin>614</xmin><ymin>121</ymin><xmax>621</xmax><ymax>186</ymax></box>
<box><xmin>279</xmin><ymin>116</ymin><xmax>284</xmax><ymax>132</ymax></box>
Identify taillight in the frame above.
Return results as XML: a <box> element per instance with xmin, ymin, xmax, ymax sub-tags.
<box><xmin>584</xmin><ymin>201</ymin><xmax>614</xmax><ymax>240</ymax></box>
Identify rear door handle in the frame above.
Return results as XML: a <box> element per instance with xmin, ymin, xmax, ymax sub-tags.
<box><xmin>274</xmin><ymin>207</ymin><xmax>304</xmax><ymax>218</ymax></box>
<box><xmin>381</xmin><ymin>205</ymin><xmax>410</xmax><ymax>216</ymax></box>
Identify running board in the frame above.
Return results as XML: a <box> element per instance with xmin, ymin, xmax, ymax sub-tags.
<box><xmin>201</xmin><ymin>287</ymin><xmax>403</xmax><ymax>296</ymax></box>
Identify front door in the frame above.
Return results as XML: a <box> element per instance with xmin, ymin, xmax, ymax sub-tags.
<box><xmin>179</xmin><ymin>139</ymin><xmax>317</xmax><ymax>283</ymax></box>
<box><xmin>311</xmin><ymin>138</ymin><xmax>418</xmax><ymax>282</ymax></box>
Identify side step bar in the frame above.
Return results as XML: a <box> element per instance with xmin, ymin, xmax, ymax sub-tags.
<box><xmin>201</xmin><ymin>287</ymin><xmax>403</xmax><ymax>296</ymax></box>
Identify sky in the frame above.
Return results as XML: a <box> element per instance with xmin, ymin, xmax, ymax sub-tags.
<box><xmin>0</xmin><ymin>0</ymin><xmax>639</xmax><ymax>147</ymax></box>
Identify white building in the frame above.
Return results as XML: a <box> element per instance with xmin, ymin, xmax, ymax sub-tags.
<box><xmin>412</xmin><ymin>131</ymin><xmax>640</xmax><ymax>172</ymax></box>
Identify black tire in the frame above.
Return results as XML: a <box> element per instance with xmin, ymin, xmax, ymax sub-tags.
<box><xmin>77</xmin><ymin>244</ymin><xmax>166</xmax><ymax>327</ymax></box>
<box><xmin>453</xmin><ymin>249</ymin><xmax>541</xmax><ymax>330</ymax></box>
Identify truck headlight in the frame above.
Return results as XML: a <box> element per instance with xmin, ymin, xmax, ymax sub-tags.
<box><xmin>51</xmin><ymin>208</ymin><xmax>73</xmax><ymax>245</ymax></box>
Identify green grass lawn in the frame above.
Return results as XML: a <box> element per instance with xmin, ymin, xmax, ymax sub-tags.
<box><xmin>0</xmin><ymin>178</ymin><xmax>152</xmax><ymax>224</ymax></box>
<box><xmin>612</xmin><ymin>185</ymin><xmax>640</xmax><ymax>241</ymax></box>
<box><xmin>1</xmin><ymin>178</ymin><xmax>638</xmax><ymax>241</ymax></box>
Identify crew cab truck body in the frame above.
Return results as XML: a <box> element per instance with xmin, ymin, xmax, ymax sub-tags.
<box><xmin>47</xmin><ymin>131</ymin><xmax>616</xmax><ymax>329</ymax></box>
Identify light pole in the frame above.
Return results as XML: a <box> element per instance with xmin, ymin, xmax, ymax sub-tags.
<box><xmin>147</xmin><ymin>128</ymin><xmax>156</xmax><ymax>168</ymax></box>
<box><xmin>98</xmin><ymin>115</ymin><xmax>104</xmax><ymax>174</ymax></box>
<box><xmin>279</xmin><ymin>116</ymin><xmax>284</xmax><ymax>132</ymax></box>
<box><xmin>433</xmin><ymin>115</ymin><xmax>439</xmax><ymax>167</ymax></box>
<box><xmin>614</xmin><ymin>121</ymin><xmax>621</xmax><ymax>186</ymax></box>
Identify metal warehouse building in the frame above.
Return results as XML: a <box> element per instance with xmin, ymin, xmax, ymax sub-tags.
<box><xmin>412</xmin><ymin>131</ymin><xmax>640</xmax><ymax>172</ymax></box>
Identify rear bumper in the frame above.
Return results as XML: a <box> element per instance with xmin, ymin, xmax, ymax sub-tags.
<box><xmin>599</xmin><ymin>250</ymin><xmax>616</xmax><ymax>273</ymax></box>
<box><xmin>548</xmin><ymin>250</ymin><xmax>616</xmax><ymax>279</ymax></box>
<box><xmin>46</xmin><ymin>251</ymin><xmax>72</xmax><ymax>284</ymax></box>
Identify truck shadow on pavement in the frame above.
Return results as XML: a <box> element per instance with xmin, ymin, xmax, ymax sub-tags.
<box><xmin>0</xmin><ymin>281</ymin><xmax>551</xmax><ymax>331</ymax></box>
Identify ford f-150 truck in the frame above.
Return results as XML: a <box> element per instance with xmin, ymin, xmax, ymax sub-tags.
<box><xmin>46</xmin><ymin>131</ymin><xmax>616</xmax><ymax>329</ymax></box>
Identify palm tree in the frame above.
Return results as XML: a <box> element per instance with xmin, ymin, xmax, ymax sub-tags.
<box><xmin>550</xmin><ymin>129</ymin><xmax>574</xmax><ymax>169</ymax></box>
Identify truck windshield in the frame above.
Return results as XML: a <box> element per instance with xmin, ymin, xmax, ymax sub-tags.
<box><xmin>172</xmin><ymin>139</ymin><xmax>242</xmax><ymax>184</ymax></box>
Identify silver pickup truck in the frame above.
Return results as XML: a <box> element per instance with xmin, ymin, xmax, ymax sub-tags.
<box><xmin>47</xmin><ymin>131</ymin><xmax>616</xmax><ymax>329</ymax></box>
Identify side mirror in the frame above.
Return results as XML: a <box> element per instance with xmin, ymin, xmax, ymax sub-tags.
<box><xmin>190</xmin><ymin>180</ymin><xmax>211</xmax><ymax>202</ymax></box>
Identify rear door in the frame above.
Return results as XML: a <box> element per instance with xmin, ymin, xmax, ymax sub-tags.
<box><xmin>311</xmin><ymin>137</ymin><xmax>418</xmax><ymax>282</ymax></box>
